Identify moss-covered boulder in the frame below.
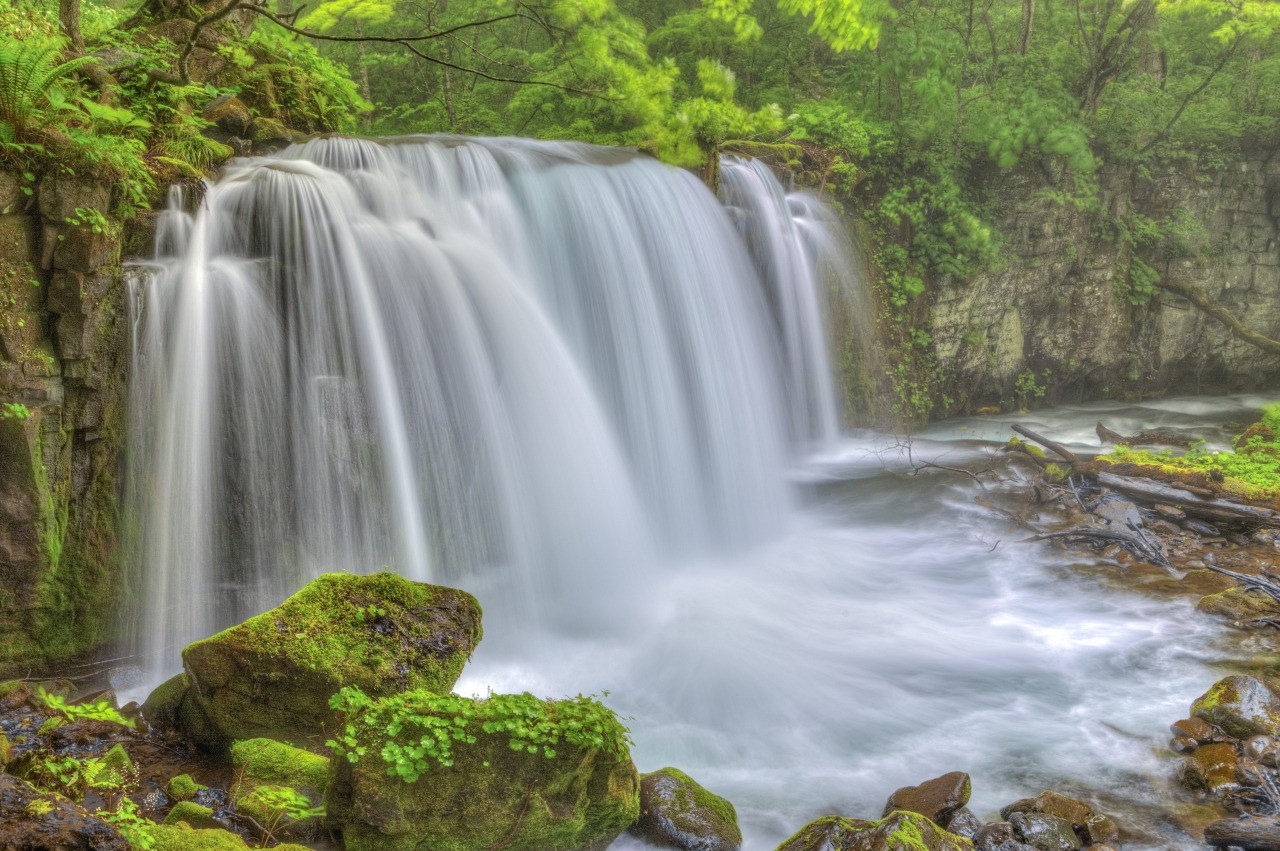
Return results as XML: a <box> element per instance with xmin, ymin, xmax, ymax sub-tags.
<box><xmin>325</xmin><ymin>688</ymin><xmax>639</xmax><ymax>851</ymax></box>
<box><xmin>885</xmin><ymin>772</ymin><xmax>972</xmax><ymax>827</ymax></box>
<box><xmin>776</xmin><ymin>811</ymin><xmax>973</xmax><ymax>851</ymax></box>
<box><xmin>629</xmin><ymin>767</ymin><xmax>741</xmax><ymax>850</ymax></box>
<box><xmin>141</xmin><ymin>673</ymin><xmax>190</xmax><ymax>732</ymax></box>
<box><xmin>164</xmin><ymin>801</ymin><xmax>220</xmax><ymax>830</ymax></box>
<box><xmin>149</xmin><ymin>823</ymin><xmax>313</xmax><ymax>851</ymax></box>
<box><xmin>1197</xmin><ymin>587</ymin><xmax>1280</xmax><ymax>624</ymax></box>
<box><xmin>182</xmin><ymin>572</ymin><xmax>482</xmax><ymax>748</ymax></box>
<box><xmin>0</xmin><ymin>772</ymin><xmax>129</xmax><ymax>850</ymax></box>
<box><xmin>166</xmin><ymin>773</ymin><xmax>206</xmax><ymax>802</ymax></box>
<box><xmin>229</xmin><ymin>738</ymin><xmax>330</xmax><ymax>842</ymax></box>
<box><xmin>1191</xmin><ymin>676</ymin><xmax>1280</xmax><ymax>740</ymax></box>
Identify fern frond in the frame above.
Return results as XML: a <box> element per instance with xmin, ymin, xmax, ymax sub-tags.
<box><xmin>0</xmin><ymin>36</ymin><xmax>91</xmax><ymax>133</ymax></box>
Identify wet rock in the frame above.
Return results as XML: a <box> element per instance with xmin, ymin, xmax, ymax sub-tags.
<box><xmin>974</xmin><ymin>822</ymin><xmax>1034</xmax><ymax>851</ymax></box>
<box><xmin>948</xmin><ymin>807</ymin><xmax>982</xmax><ymax>840</ymax></box>
<box><xmin>141</xmin><ymin>673</ymin><xmax>190</xmax><ymax>732</ymax></box>
<box><xmin>1009</xmin><ymin>813</ymin><xmax>1080</xmax><ymax>851</ymax></box>
<box><xmin>1081</xmin><ymin>814</ymin><xmax>1119</xmax><ymax>846</ymax></box>
<box><xmin>229</xmin><ymin>738</ymin><xmax>329</xmax><ymax>842</ymax></box>
<box><xmin>1000</xmin><ymin>791</ymin><xmax>1092</xmax><ymax>827</ymax></box>
<box><xmin>1245</xmin><ymin>736</ymin><xmax>1279</xmax><ymax>764</ymax></box>
<box><xmin>629</xmin><ymin>767</ymin><xmax>741</xmax><ymax>851</ymax></box>
<box><xmin>164</xmin><ymin>801</ymin><xmax>220</xmax><ymax>829</ymax></box>
<box><xmin>1197</xmin><ymin>588</ymin><xmax>1280</xmax><ymax>624</ymax></box>
<box><xmin>1093</xmin><ymin>496</ymin><xmax>1142</xmax><ymax>530</ymax></box>
<box><xmin>1204</xmin><ymin>816</ymin><xmax>1280</xmax><ymax>849</ymax></box>
<box><xmin>325</xmin><ymin>688</ymin><xmax>638</xmax><ymax>851</ymax></box>
<box><xmin>1180</xmin><ymin>742</ymin><xmax>1239</xmax><ymax>792</ymax></box>
<box><xmin>0</xmin><ymin>771</ymin><xmax>128</xmax><ymax>850</ymax></box>
<box><xmin>1155</xmin><ymin>504</ymin><xmax>1186</xmax><ymax>521</ymax></box>
<box><xmin>777</xmin><ymin>811</ymin><xmax>973</xmax><ymax>851</ymax></box>
<box><xmin>182</xmin><ymin>572</ymin><xmax>482</xmax><ymax>747</ymax></box>
<box><xmin>201</xmin><ymin>96</ymin><xmax>252</xmax><ymax>137</ymax></box>
<box><xmin>883</xmin><ymin>771</ymin><xmax>972</xmax><ymax>826</ymax></box>
<box><xmin>1192</xmin><ymin>676</ymin><xmax>1280</xmax><ymax>740</ymax></box>
<box><xmin>1172</xmin><ymin>717</ymin><xmax>1224</xmax><ymax>744</ymax></box>
<box><xmin>1171</xmin><ymin>736</ymin><xmax>1198</xmax><ymax>754</ymax></box>
<box><xmin>249</xmin><ymin>118</ymin><xmax>295</xmax><ymax>150</ymax></box>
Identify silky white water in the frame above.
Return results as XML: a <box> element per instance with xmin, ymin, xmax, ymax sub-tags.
<box><xmin>125</xmin><ymin>135</ymin><xmax>1245</xmax><ymax>849</ymax></box>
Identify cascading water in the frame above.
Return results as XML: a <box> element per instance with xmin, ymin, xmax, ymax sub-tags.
<box><xmin>124</xmin><ymin>134</ymin><xmax>1236</xmax><ymax>850</ymax></box>
<box><xmin>124</xmin><ymin>135</ymin><xmax>844</xmax><ymax>678</ymax></box>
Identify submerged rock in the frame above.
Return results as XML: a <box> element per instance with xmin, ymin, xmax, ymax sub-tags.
<box><xmin>776</xmin><ymin>811</ymin><xmax>974</xmax><ymax>851</ymax></box>
<box><xmin>182</xmin><ymin>572</ymin><xmax>482</xmax><ymax>747</ymax></box>
<box><xmin>630</xmin><ymin>767</ymin><xmax>741</xmax><ymax>850</ymax></box>
<box><xmin>884</xmin><ymin>772</ymin><xmax>972</xmax><ymax>827</ymax></box>
<box><xmin>1197</xmin><ymin>588</ymin><xmax>1280</xmax><ymax>624</ymax></box>
<box><xmin>0</xmin><ymin>772</ymin><xmax>128</xmax><ymax>851</ymax></box>
<box><xmin>325</xmin><ymin>688</ymin><xmax>639</xmax><ymax>851</ymax></box>
<box><xmin>1192</xmin><ymin>676</ymin><xmax>1280</xmax><ymax>740</ymax></box>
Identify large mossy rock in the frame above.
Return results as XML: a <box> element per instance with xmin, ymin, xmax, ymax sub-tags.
<box><xmin>182</xmin><ymin>572</ymin><xmax>482</xmax><ymax>747</ymax></box>
<box><xmin>230</xmin><ymin>738</ymin><xmax>329</xmax><ymax>842</ymax></box>
<box><xmin>884</xmin><ymin>772</ymin><xmax>972</xmax><ymax>827</ymax></box>
<box><xmin>630</xmin><ymin>767</ymin><xmax>742</xmax><ymax>850</ymax></box>
<box><xmin>776</xmin><ymin>811</ymin><xmax>974</xmax><ymax>851</ymax></box>
<box><xmin>1191</xmin><ymin>675</ymin><xmax>1280</xmax><ymax>740</ymax></box>
<box><xmin>325</xmin><ymin>689</ymin><xmax>639</xmax><ymax>851</ymax></box>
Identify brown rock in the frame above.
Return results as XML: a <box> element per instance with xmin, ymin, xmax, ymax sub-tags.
<box><xmin>883</xmin><ymin>771</ymin><xmax>973</xmax><ymax>826</ymax></box>
<box><xmin>1082</xmin><ymin>814</ymin><xmax>1119</xmax><ymax>846</ymax></box>
<box><xmin>1197</xmin><ymin>587</ymin><xmax>1280</xmax><ymax>624</ymax></box>
<box><xmin>1172</xmin><ymin>717</ymin><xmax>1222</xmax><ymax>744</ymax></box>
<box><xmin>1000</xmin><ymin>791</ymin><xmax>1093</xmax><ymax>827</ymax></box>
<box><xmin>0</xmin><ymin>772</ymin><xmax>128</xmax><ymax>850</ymax></box>
<box><xmin>201</xmin><ymin>96</ymin><xmax>252</xmax><ymax>137</ymax></box>
<box><xmin>1180</xmin><ymin>742</ymin><xmax>1239</xmax><ymax>792</ymax></box>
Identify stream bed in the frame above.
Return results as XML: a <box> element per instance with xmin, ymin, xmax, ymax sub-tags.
<box><xmin>459</xmin><ymin>394</ymin><xmax>1277</xmax><ymax>849</ymax></box>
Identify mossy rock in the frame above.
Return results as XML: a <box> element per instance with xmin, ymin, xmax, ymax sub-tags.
<box><xmin>325</xmin><ymin>689</ymin><xmax>639</xmax><ymax>851</ymax></box>
<box><xmin>1179</xmin><ymin>742</ymin><xmax>1239</xmax><ymax>793</ymax></box>
<box><xmin>164</xmin><ymin>801</ymin><xmax>220</xmax><ymax>829</ymax></box>
<box><xmin>235</xmin><ymin>782</ymin><xmax>324</xmax><ymax>842</ymax></box>
<box><xmin>201</xmin><ymin>95</ymin><xmax>252</xmax><ymax>137</ymax></box>
<box><xmin>231</xmin><ymin>738</ymin><xmax>328</xmax><ymax>793</ymax></box>
<box><xmin>1197</xmin><ymin>587</ymin><xmax>1280</xmax><ymax>624</ymax></box>
<box><xmin>999</xmin><ymin>791</ymin><xmax>1092</xmax><ymax>827</ymax></box>
<box><xmin>166</xmin><ymin>773</ymin><xmax>206</xmax><ymax>802</ymax></box>
<box><xmin>150</xmin><ymin>823</ymin><xmax>255</xmax><ymax>850</ymax></box>
<box><xmin>182</xmin><ymin>572</ymin><xmax>482</xmax><ymax>748</ymax></box>
<box><xmin>885</xmin><ymin>772</ymin><xmax>972</xmax><ymax>826</ymax></box>
<box><xmin>777</xmin><ymin>811</ymin><xmax>973</xmax><ymax>851</ymax></box>
<box><xmin>1191</xmin><ymin>675</ymin><xmax>1280</xmax><ymax>739</ymax></box>
<box><xmin>629</xmin><ymin>767</ymin><xmax>741</xmax><ymax>850</ymax></box>
<box><xmin>142</xmin><ymin>673</ymin><xmax>190</xmax><ymax>732</ymax></box>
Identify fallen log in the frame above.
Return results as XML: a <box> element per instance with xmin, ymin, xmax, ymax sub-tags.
<box><xmin>1031</xmin><ymin>525</ymin><xmax>1172</xmax><ymax>570</ymax></box>
<box><xmin>1096</xmin><ymin>472</ymin><xmax>1280</xmax><ymax>528</ymax></box>
<box><xmin>1011</xmin><ymin>424</ymin><xmax>1081</xmax><ymax>466</ymax></box>
<box><xmin>1205</xmin><ymin>817</ymin><xmax>1280</xmax><ymax>849</ymax></box>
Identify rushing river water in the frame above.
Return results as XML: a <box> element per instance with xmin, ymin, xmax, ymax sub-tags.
<box><xmin>123</xmin><ymin>134</ymin><xmax>1271</xmax><ymax>849</ymax></box>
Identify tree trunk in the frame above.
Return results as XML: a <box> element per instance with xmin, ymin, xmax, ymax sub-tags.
<box><xmin>1019</xmin><ymin>0</ymin><xmax>1034</xmax><ymax>54</ymax></box>
<box><xmin>59</xmin><ymin>0</ymin><xmax>85</xmax><ymax>52</ymax></box>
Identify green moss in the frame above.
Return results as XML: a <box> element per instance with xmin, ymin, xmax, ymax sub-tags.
<box><xmin>142</xmin><ymin>674</ymin><xmax>190</xmax><ymax>731</ymax></box>
<box><xmin>1191</xmin><ymin>675</ymin><xmax>1280</xmax><ymax>739</ymax></box>
<box><xmin>230</xmin><ymin>738</ymin><xmax>328</xmax><ymax>793</ymax></box>
<box><xmin>183</xmin><ymin>572</ymin><xmax>482</xmax><ymax>747</ymax></box>
<box><xmin>326</xmin><ymin>688</ymin><xmax>639</xmax><ymax>851</ymax></box>
<box><xmin>166</xmin><ymin>773</ymin><xmax>205</xmax><ymax>802</ymax></box>
<box><xmin>164</xmin><ymin>801</ymin><xmax>219</xmax><ymax>829</ymax></box>
<box><xmin>149</xmin><ymin>824</ymin><xmax>255</xmax><ymax>851</ymax></box>
<box><xmin>778</xmin><ymin>812</ymin><xmax>972</xmax><ymax>851</ymax></box>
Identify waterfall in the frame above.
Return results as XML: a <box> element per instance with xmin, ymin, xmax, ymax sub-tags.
<box><xmin>124</xmin><ymin>136</ymin><xmax>853</xmax><ymax>677</ymax></box>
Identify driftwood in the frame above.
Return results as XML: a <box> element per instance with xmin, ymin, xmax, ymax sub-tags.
<box><xmin>1096</xmin><ymin>421</ymin><xmax>1197</xmax><ymax>448</ymax></box>
<box><xmin>1031</xmin><ymin>526</ymin><xmax>1172</xmax><ymax>569</ymax></box>
<box><xmin>1096</xmin><ymin>472</ymin><xmax>1280</xmax><ymax>528</ymax></box>
<box><xmin>1206</xmin><ymin>817</ymin><xmax>1280</xmax><ymax>850</ymax></box>
<box><xmin>1011</xmin><ymin>424</ymin><xmax>1080</xmax><ymax>466</ymax></box>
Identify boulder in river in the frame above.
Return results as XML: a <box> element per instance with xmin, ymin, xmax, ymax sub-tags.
<box><xmin>629</xmin><ymin>767</ymin><xmax>742</xmax><ymax>850</ymax></box>
<box><xmin>1196</xmin><ymin>588</ymin><xmax>1280</xmax><ymax>624</ymax></box>
<box><xmin>883</xmin><ymin>771</ymin><xmax>972</xmax><ymax>827</ymax></box>
<box><xmin>1204</xmin><ymin>816</ymin><xmax>1280</xmax><ymax>850</ymax></box>
<box><xmin>1192</xmin><ymin>676</ymin><xmax>1280</xmax><ymax>740</ymax></box>
<box><xmin>324</xmin><ymin>688</ymin><xmax>639</xmax><ymax>851</ymax></box>
<box><xmin>776</xmin><ymin>811</ymin><xmax>973</xmax><ymax>851</ymax></box>
<box><xmin>1007</xmin><ymin>813</ymin><xmax>1079</xmax><ymax>851</ymax></box>
<box><xmin>1179</xmin><ymin>742</ymin><xmax>1239</xmax><ymax>793</ymax></box>
<box><xmin>973</xmin><ymin>822</ymin><xmax>1034</xmax><ymax>851</ymax></box>
<box><xmin>182</xmin><ymin>572</ymin><xmax>482</xmax><ymax>747</ymax></box>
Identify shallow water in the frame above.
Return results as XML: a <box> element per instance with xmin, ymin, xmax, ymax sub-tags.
<box><xmin>460</xmin><ymin>394</ymin><xmax>1277</xmax><ymax>849</ymax></box>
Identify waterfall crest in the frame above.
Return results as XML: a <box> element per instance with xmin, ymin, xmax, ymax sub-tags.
<box><xmin>125</xmin><ymin>136</ymin><xmax>851</xmax><ymax>674</ymax></box>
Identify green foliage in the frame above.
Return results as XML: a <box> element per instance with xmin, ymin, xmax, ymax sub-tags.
<box><xmin>35</xmin><ymin>686</ymin><xmax>133</xmax><ymax>726</ymax></box>
<box><xmin>1013</xmin><ymin>369</ymin><xmax>1048</xmax><ymax>408</ymax></box>
<box><xmin>0</xmin><ymin>36</ymin><xmax>92</xmax><ymax>136</ymax></box>
<box><xmin>2</xmin><ymin>402</ymin><xmax>30</xmax><ymax>420</ymax></box>
<box><xmin>329</xmin><ymin>686</ymin><xmax>633</xmax><ymax>784</ymax></box>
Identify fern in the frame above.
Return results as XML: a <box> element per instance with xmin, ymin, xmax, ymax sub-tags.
<box><xmin>0</xmin><ymin>37</ymin><xmax>92</xmax><ymax>134</ymax></box>
<box><xmin>155</xmin><ymin>131</ymin><xmax>232</xmax><ymax>171</ymax></box>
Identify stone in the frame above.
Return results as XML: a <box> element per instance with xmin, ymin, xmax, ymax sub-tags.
<box><xmin>629</xmin><ymin>767</ymin><xmax>741</xmax><ymax>851</ymax></box>
<box><xmin>164</xmin><ymin>801</ymin><xmax>220</xmax><ymax>830</ymax></box>
<box><xmin>249</xmin><ymin>117</ymin><xmax>295</xmax><ymax>149</ymax></box>
<box><xmin>324</xmin><ymin>689</ymin><xmax>639</xmax><ymax>851</ymax></box>
<box><xmin>1081</xmin><ymin>814</ymin><xmax>1119</xmax><ymax>846</ymax></box>
<box><xmin>0</xmin><ymin>172</ymin><xmax>25</xmax><ymax>213</ymax></box>
<box><xmin>182</xmin><ymin>572</ymin><xmax>482</xmax><ymax>748</ymax></box>
<box><xmin>229</xmin><ymin>738</ymin><xmax>329</xmax><ymax>842</ymax></box>
<box><xmin>974</xmin><ymin>822</ymin><xmax>1033</xmax><ymax>851</ymax></box>
<box><xmin>1245</xmin><ymin>736</ymin><xmax>1279</xmax><ymax>763</ymax></box>
<box><xmin>1197</xmin><ymin>588</ymin><xmax>1280</xmax><ymax>623</ymax></box>
<box><xmin>1171</xmin><ymin>717</ymin><xmax>1221</xmax><ymax>744</ymax></box>
<box><xmin>999</xmin><ymin>792</ymin><xmax>1092</xmax><ymax>827</ymax></box>
<box><xmin>142</xmin><ymin>674</ymin><xmax>190</xmax><ymax>732</ymax></box>
<box><xmin>948</xmin><ymin>808</ymin><xmax>982</xmax><ymax>840</ymax></box>
<box><xmin>166</xmin><ymin>773</ymin><xmax>205</xmax><ymax>802</ymax></box>
<box><xmin>0</xmin><ymin>771</ymin><xmax>128</xmax><ymax>850</ymax></box>
<box><xmin>884</xmin><ymin>772</ymin><xmax>973</xmax><ymax>826</ymax></box>
<box><xmin>201</xmin><ymin>96</ymin><xmax>252</xmax><ymax>137</ymax></box>
<box><xmin>36</xmin><ymin>176</ymin><xmax>111</xmax><ymax>224</ymax></box>
<box><xmin>777</xmin><ymin>811</ymin><xmax>974</xmax><ymax>851</ymax></box>
<box><xmin>1171</xmin><ymin>736</ymin><xmax>1198</xmax><ymax>754</ymax></box>
<box><xmin>1009</xmin><ymin>813</ymin><xmax>1080</xmax><ymax>851</ymax></box>
<box><xmin>1192</xmin><ymin>676</ymin><xmax>1280</xmax><ymax>740</ymax></box>
<box><xmin>1180</xmin><ymin>742</ymin><xmax>1239</xmax><ymax>792</ymax></box>
<box><xmin>1204</xmin><ymin>816</ymin><xmax>1280</xmax><ymax>850</ymax></box>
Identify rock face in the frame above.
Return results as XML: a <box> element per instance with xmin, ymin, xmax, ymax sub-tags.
<box><xmin>0</xmin><ymin>171</ymin><xmax>131</xmax><ymax>677</ymax></box>
<box><xmin>776</xmin><ymin>811</ymin><xmax>974</xmax><ymax>851</ymax></box>
<box><xmin>1192</xmin><ymin>676</ymin><xmax>1280</xmax><ymax>740</ymax></box>
<box><xmin>925</xmin><ymin>155</ymin><xmax>1280</xmax><ymax>413</ymax></box>
<box><xmin>629</xmin><ymin>767</ymin><xmax>742</xmax><ymax>851</ymax></box>
<box><xmin>181</xmin><ymin>572</ymin><xmax>482</xmax><ymax>747</ymax></box>
<box><xmin>884</xmin><ymin>772</ymin><xmax>972</xmax><ymax>827</ymax></box>
<box><xmin>0</xmin><ymin>772</ymin><xmax>128</xmax><ymax>850</ymax></box>
<box><xmin>325</xmin><ymin>689</ymin><xmax>640</xmax><ymax>851</ymax></box>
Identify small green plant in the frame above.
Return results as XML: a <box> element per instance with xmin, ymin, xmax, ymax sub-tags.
<box><xmin>100</xmin><ymin>797</ymin><xmax>157</xmax><ymax>850</ymax></box>
<box><xmin>64</xmin><ymin>206</ymin><xmax>108</xmax><ymax>234</ymax></box>
<box><xmin>328</xmin><ymin>687</ymin><xmax>633</xmax><ymax>784</ymax></box>
<box><xmin>0</xmin><ymin>37</ymin><xmax>92</xmax><ymax>135</ymax></box>
<box><xmin>354</xmin><ymin>604</ymin><xmax>387</xmax><ymax>623</ymax></box>
<box><xmin>2</xmin><ymin>402</ymin><xmax>30</xmax><ymax>420</ymax></box>
<box><xmin>36</xmin><ymin>686</ymin><xmax>133</xmax><ymax>727</ymax></box>
<box><xmin>1014</xmin><ymin>369</ymin><xmax>1048</xmax><ymax>408</ymax></box>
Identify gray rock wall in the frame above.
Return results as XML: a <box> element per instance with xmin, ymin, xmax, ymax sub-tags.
<box><xmin>927</xmin><ymin>151</ymin><xmax>1280</xmax><ymax>412</ymax></box>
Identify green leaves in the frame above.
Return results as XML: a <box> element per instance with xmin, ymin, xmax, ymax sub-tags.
<box><xmin>0</xmin><ymin>36</ymin><xmax>93</xmax><ymax>134</ymax></box>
